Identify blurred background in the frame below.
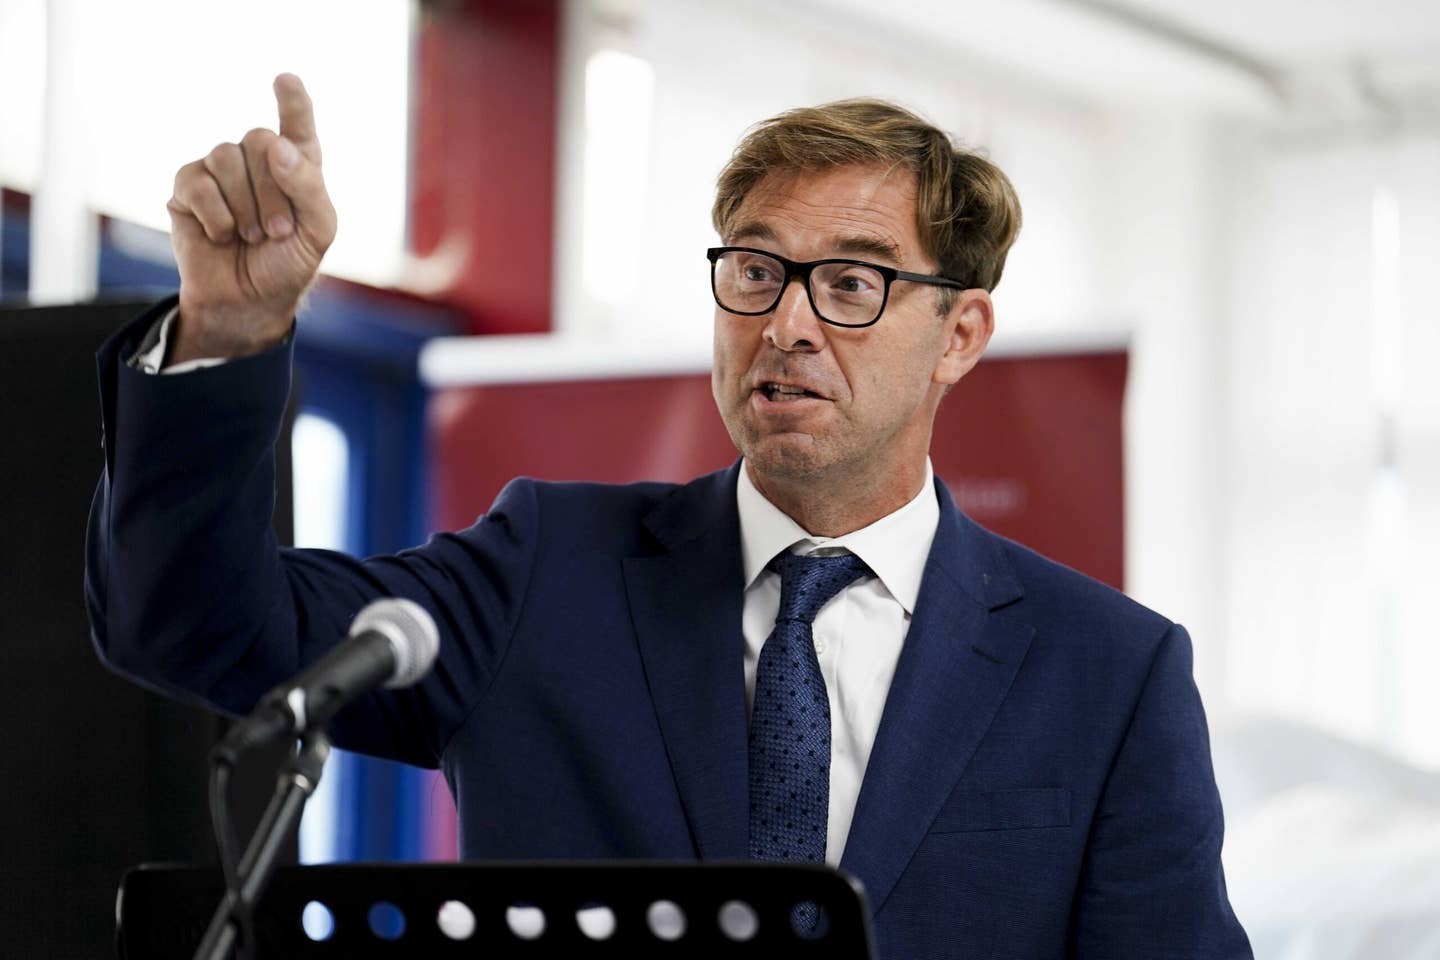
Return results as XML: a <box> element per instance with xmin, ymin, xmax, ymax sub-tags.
<box><xmin>2</xmin><ymin>0</ymin><xmax>1438</xmax><ymax>955</ymax></box>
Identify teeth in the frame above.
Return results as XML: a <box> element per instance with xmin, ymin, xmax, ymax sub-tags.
<box><xmin>766</xmin><ymin>383</ymin><xmax>809</xmax><ymax>398</ymax></box>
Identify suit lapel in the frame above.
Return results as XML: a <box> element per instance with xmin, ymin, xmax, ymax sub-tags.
<box><xmin>624</xmin><ymin>464</ymin><xmax>750</xmax><ymax>860</ymax></box>
<box><xmin>839</xmin><ymin>480</ymin><xmax>1034</xmax><ymax>915</ymax></box>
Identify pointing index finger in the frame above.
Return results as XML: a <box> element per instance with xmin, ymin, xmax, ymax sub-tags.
<box><xmin>273</xmin><ymin>73</ymin><xmax>320</xmax><ymax>163</ymax></box>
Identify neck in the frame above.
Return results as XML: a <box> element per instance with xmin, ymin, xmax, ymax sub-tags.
<box><xmin>747</xmin><ymin>457</ymin><xmax>929</xmax><ymax>537</ymax></box>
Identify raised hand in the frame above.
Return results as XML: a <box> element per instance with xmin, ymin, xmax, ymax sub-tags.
<box><xmin>166</xmin><ymin>73</ymin><xmax>337</xmax><ymax>364</ymax></box>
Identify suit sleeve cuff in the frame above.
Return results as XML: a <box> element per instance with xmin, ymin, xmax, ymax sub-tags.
<box><xmin>127</xmin><ymin>306</ymin><xmax>229</xmax><ymax>375</ymax></box>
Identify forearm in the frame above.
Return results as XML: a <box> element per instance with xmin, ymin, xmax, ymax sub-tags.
<box><xmin>86</xmin><ymin>302</ymin><xmax>301</xmax><ymax>716</ymax></box>
<box><xmin>85</xmin><ymin>303</ymin><xmax>534</xmax><ymax>767</ymax></box>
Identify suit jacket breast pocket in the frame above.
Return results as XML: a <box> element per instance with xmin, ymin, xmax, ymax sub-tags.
<box><xmin>927</xmin><ymin>787</ymin><xmax>1072</xmax><ymax>833</ymax></box>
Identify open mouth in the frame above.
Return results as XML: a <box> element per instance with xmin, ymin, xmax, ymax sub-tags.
<box><xmin>760</xmin><ymin>382</ymin><xmax>823</xmax><ymax>402</ymax></box>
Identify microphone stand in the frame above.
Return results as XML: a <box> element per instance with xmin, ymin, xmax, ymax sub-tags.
<box><xmin>193</xmin><ymin>733</ymin><xmax>331</xmax><ymax>960</ymax></box>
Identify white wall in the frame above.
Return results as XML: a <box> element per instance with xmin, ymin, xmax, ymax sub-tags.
<box><xmin>1091</xmin><ymin>112</ymin><xmax>1231</xmax><ymax>696</ymax></box>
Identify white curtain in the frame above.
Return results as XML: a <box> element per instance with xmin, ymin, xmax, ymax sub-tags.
<box><xmin>1221</xmin><ymin>132</ymin><xmax>1440</xmax><ymax>771</ymax></box>
<box><xmin>1216</xmin><ymin>131</ymin><xmax>1440</xmax><ymax>957</ymax></box>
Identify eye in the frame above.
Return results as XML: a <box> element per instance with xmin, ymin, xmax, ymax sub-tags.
<box><xmin>739</xmin><ymin>258</ymin><xmax>782</xmax><ymax>283</ymax></box>
<box><xmin>825</xmin><ymin>265</ymin><xmax>882</xmax><ymax>296</ymax></box>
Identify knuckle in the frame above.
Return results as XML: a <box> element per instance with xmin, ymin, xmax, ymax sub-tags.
<box><xmin>205</xmin><ymin>142</ymin><xmax>240</xmax><ymax>168</ymax></box>
<box><xmin>241</xmin><ymin>127</ymin><xmax>276</xmax><ymax>149</ymax></box>
<box><xmin>174</xmin><ymin>159</ymin><xmax>205</xmax><ymax>190</ymax></box>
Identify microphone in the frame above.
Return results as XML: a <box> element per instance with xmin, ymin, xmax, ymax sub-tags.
<box><xmin>216</xmin><ymin>598</ymin><xmax>440</xmax><ymax>761</ymax></box>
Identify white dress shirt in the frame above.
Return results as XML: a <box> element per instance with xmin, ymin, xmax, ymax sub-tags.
<box><xmin>737</xmin><ymin>460</ymin><xmax>940</xmax><ymax>865</ymax></box>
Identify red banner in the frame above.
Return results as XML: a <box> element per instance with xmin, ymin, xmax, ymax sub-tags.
<box><xmin>431</xmin><ymin>351</ymin><xmax>1126</xmax><ymax>587</ymax></box>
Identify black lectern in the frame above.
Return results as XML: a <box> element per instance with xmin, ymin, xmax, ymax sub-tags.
<box><xmin>117</xmin><ymin>861</ymin><xmax>877</xmax><ymax>957</ymax></box>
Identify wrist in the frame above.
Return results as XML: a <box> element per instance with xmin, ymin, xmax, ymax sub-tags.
<box><xmin>171</xmin><ymin>298</ymin><xmax>293</xmax><ymax>365</ymax></box>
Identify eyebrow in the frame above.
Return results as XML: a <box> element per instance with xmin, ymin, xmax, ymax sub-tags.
<box><xmin>831</xmin><ymin>236</ymin><xmax>902</xmax><ymax>264</ymax></box>
<box><xmin>726</xmin><ymin>222</ymin><xmax>904</xmax><ymax>265</ymax></box>
<box><xmin>726</xmin><ymin>221</ymin><xmax>776</xmax><ymax>245</ymax></box>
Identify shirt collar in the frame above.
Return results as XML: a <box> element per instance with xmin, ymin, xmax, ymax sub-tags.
<box><xmin>736</xmin><ymin>458</ymin><xmax>941</xmax><ymax>615</ymax></box>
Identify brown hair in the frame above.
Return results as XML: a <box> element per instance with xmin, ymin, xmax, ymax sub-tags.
<box><xmin>712</xmin><ymin>98</ymin><xmax>1022</xmax><ymax>307</ymax></box>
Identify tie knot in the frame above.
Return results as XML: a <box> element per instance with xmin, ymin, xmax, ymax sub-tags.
<box><xmin>770</xmin><ymin>552</ymin><xmax>870</xmax><ymax>626</ymax></box>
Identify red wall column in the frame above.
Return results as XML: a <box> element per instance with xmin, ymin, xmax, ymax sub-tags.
<box><xmin>411</xmin><ymin>0</ymin><xmax>560</xmax><ymax>334</ymax></box>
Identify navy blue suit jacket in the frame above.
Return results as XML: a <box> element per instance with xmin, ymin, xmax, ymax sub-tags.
<box><xmin>87</xmin><ymin>301</ymin><xmax>1251</xmax><ymax>958</ymax></box>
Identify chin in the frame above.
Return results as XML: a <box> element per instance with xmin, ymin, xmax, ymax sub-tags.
<box><xmin>742</xmin><ymin>436</ymin><xmax>834</xmax><ymax>484</ymax></box>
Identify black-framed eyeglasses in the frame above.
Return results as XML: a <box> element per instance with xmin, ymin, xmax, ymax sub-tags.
<box><xmin>706</xmin><ymin>246</ymin><xmax>967</xmax><ymax>328</ymax></box>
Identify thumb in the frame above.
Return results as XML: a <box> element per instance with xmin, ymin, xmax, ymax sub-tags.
<box><xmin>267</xmin><ymin>136</ymin><xmax>337</xmax><ymax>247</ymax></box>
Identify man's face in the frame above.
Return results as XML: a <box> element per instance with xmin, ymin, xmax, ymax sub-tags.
<box><xmin>711</xmin><ymin>163</ymin><xmax>985</xmax><ymax>503</ymax></box>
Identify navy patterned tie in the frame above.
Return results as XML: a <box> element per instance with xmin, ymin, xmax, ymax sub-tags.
<box><xmin>748</xmin><ymin>551</ymin><xmax>870</xmax><ymax>865</ymax></box>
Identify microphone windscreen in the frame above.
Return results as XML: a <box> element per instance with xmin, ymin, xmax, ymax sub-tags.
<box><xmin>349</xmin><ymin>598</ymin><xmax>440</xmax><ymax>688</ymax></box>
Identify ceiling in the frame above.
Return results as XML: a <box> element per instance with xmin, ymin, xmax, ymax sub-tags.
<box><xmin>1100</xmin><ymin>0</ymin><xmax>1440</xmax><ymax>66</ymax></box>
<box><xmin>804</xmin><ymin>0</ymin><xmax>1440</xmax><ymax>119</ymax></box>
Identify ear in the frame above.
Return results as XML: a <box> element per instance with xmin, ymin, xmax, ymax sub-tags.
<box><xmin>933</xmin><ymin>289</ymin><xmax>994</xmax><ymax>386</ymax></box>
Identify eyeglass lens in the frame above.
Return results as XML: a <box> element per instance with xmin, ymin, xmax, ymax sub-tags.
<box><xmin>712</xmin><ymin>250</ymin><xmax>885</xmax><ymax>325</ymax></box>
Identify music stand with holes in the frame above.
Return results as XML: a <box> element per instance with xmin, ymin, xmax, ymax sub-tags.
<box><xmin>115</xmin><ymin>861</ymin><xmax>877</xmax><ymax>957</ymax></box>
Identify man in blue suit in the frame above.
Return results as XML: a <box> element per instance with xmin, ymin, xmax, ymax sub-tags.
<box><xmin>87</xmin><ymin>75</ymin><xmax>1251</xmax><ymax>957</ymax></box>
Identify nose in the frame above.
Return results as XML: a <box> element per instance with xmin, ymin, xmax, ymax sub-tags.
<box><xmin>763</xmin><ymin>276</ymin><xmax>827</xmax><ymax>352</ymax></box>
